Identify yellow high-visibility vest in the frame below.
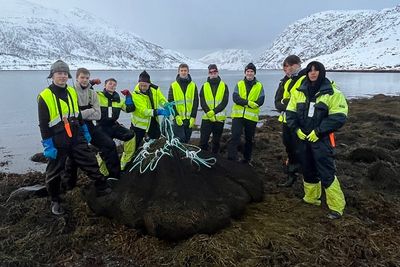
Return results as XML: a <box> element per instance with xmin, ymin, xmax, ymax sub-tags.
<box><xmin>39</xmin><ymin>86</ymin><xmax>79</xmax><ymax>128</ymax></box>
<box><xmin>231</xmin><ymin>80</ymin><xmax>262</xmax><ymax>122</ymax></box>
<box><xmin>201</xmin><ymin>81</ymin><xmax>227</xmax><ymax>121</ymax></box>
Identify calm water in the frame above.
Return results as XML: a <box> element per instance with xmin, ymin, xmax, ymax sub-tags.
<box><xmin>0</xmin><ymin>69</ymin><xmax>399</xmax><ymax>173</ymax></box>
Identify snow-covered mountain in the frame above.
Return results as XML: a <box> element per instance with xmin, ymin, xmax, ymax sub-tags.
<box><xmin>0</xmin><ymin>0</ymin><xmax>205</xmax><ymax>70</ymax></box>
<box><xmin>199</xmin><ymin>49</ymin><xmax>253</xmax><ymax>70</ymax></box>
<box><xmin>257</xmin><ymin>6</ymin><xmax>400</xmax><ymax>70</ymax></box>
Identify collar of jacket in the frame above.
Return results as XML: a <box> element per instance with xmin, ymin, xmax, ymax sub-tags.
<box><xmin>74</xmin><ymin>82</ymin><xmax>90</xmax><ymax>92</ymax></box>
<box><xmin>207</xmin><ymin>76</ymin><xmax>221</xmax><ymax>85</ymax></box>
<box><xmin>298</xmin><ymin>78</ymin><xmax>334</xmax><ymax>96</ymax></box>
<box><xmin>243</xmin><ymin>77</ymin><xmax>257</xmax><ymax>87</ymax></box>
<box><xmin>176</xmin><ymin>73</ymin><xmax>192</xmax><ymax>84</ymax></box>
<box><xmin>280</xmin><ymin>75</ymin><xmax>290</xmax><ymax>82</ymax></box>
<box><xmin>291</xmin><ymin>68</ymin><xmax>307</xmax><ymax>81</ymax></box>
<box><xmin>102</xmin><ymin>89</ymin><xmax>120</xmax><ymax>102</ymax></box>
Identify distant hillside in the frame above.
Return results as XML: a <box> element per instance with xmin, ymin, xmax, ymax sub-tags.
<box><xmin>199</xmin><ymin>49</ymin><xmax>252</xmax><ymax>70</ymax></box>
<box><xmin>0</xmin><ymin>0</ymin><xmax>204</xmax><ymax>70</ymax></box>
<box><xmin>257</xmin><ymin>6</ymin><xmax>400</xmax><ymax>70</ymax></box>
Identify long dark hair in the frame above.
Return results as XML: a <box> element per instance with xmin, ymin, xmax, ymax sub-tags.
<box><xmin>306</xmin><ymin>61</ymin><xmax>326</xmax><ymax>90</ymax></box>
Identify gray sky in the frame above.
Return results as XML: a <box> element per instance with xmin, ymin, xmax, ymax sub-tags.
<box><xmin>30</xmin><ymin>0</ymin><xmax>400</xmax><ymax>58</ymax></box>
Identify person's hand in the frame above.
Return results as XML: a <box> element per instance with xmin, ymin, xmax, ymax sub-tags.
<box><xmin>307</xmin><ymin>130</ymin><xmax>319</xmax><ymax>142</ymax></box>
<box><xmin>206</xmin><ymin>110</ymin><xmax>215</xmax><ymax>118</ymax></box>
<box><xmin>189</xmin><ymin>117</ymin><xmax>195</xmax><ymax>128</ymax></box>
<box><xmin>80</xmin><ymin>124</ymin><xmax>92</xmax><ymax>143</ymax></box>
<box><xmin>248</xmin><ymin>101</ymin><xmax>259</xmax><ymax>109</ymax></box>
<box><xmin>120</xmin><ymin>89</ymin><xmax>131</xmax><ymax>96</ymax></box>
<box><xmin>296</xmin><ymin>129</ymin><xmax>307</xmax><ymax>140</ymax></box>
<box><xmin>41</xmin><ymin>138</ymin><xmax>57</xmax><ymax>159</ymax></box>
<box><xmin>156</xmin><ymin>108</ymin><xmax>170</xmax><ymax>117</ymax></box>
<box><xmin>90</xmin><ymin>78</ymin><xmax>101</xmax><ymax>85</ymax></box>
<box><xmin>175</xmin><ymin>115</ymin><xmax>183</xmax><ymax>126</ymax></box>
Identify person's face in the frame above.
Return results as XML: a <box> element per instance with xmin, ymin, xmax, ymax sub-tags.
<box><xmin>287</xmin><ymin>63</ymin><xmax>300</xmax><ymax>76</ymax></box>
<box><xmin>245</xmin><ymin>69</ymin><xmax>255</xmax><ymax>80</ymax></box>
<box><xmin>208</xmin><ymin>69</ymin><xmax>218</xmax><ymax>79</ymax></box>
<box><xmin>77</xmin><ymin>73</ymin><xmax>90</xmax><ymax>87</ymax></box>
<box><xmin>52</xmin><ymin>72</ymin><xmax>68</xmax><ymax>87</ymax></box>
<box><xmin>308</xmin><ymin>66</ymin><xmax>319</xmax><ymax>82</ymax></box>
<box><xmin>179</xmin><ymin>67</ymin><xmax>189</xmax><ymax>78</ymax></box>
<box><xmin>283</xmin><ymin>64</ymin><xmax>290</xmax><ymax>76</ymax></box>
<box><xmin>105</xmin><ymin>80</ymin><xmax>117</xmax><ymax>93</ymax></box>
<box><xmin>139</xmin><ymin>82</ymin><xmax>150</xmax><ymax>92</ymax></box>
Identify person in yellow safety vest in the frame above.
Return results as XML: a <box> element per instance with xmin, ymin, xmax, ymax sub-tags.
<box><xmin>92</xmin><ymin>78</ymin><xmax>136</xmax><ymax>179</ymax></box>
<box><xmin>199</xmin><ymin>64</ymin><xmax>229</xmax><ymax>153</ymax></box>
<box><xmin>227</xmin><ymin>63</ymin><xmax>265</xmax><ymax>164</ymax></box>
<box><xmin>130</xmin><ymin>70</ymin><xmax>170</xmax><ymax>149</ymax></box>
<box><xmin>62</xmin><ymin>67</ymin><xmax>102</xmax><ymax>191</ymax></box>
<box><xmin>168</xmin><ymin>63</ymin><xmax>199</xmax><ymax>143</ymax></box>
<box><xmin>275</xmin><ymin>55</ymin><xmax>307</xmax><ymax>187</ymax></box>
<box><xmin>286</xmin><ymin>61</ymin><xmax>348</xmax><ymax>220</ymax></box>
<box><xmin>38</xmin><ymin>60</ymin><xmax>110</xmax><ymax>215</ymax></box>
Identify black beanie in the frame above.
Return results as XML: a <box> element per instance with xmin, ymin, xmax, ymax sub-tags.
<box><xmin>245</xmin><ymin>63</ymin><xmax>256</xmax><ymax>74</ymax></box>
<box><xmin>208</xmin><ymin>64</ymin><xmax>218</xmax><ymax>71</ymax></box>
<box><xmin>138</xmin><ymin>70</ymin><xmax>150</xmax><ymax>83</ymax></box>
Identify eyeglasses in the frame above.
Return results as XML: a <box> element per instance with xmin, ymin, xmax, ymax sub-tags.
<box><xmin>208</xmin><ymin>70</ymin><xmax>218</xmax><ymax>74</ymax></box>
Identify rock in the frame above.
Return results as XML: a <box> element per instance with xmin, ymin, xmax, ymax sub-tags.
<box><xmin>30</xmin><ymin>153</ymin><xmax>47</xmax><ymax>163</ymax></box>
<box><xmin>83</xmin><ymin>146</ymin><xmax>263</xmax><ymax>240</ymax></box>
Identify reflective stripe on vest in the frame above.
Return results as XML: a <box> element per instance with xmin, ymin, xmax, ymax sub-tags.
<box><xmin>131</xmin><ymin>84</ymin><xmax>167</xmax><ymax>131</ymax></box>
<box><xmin>231</xmin><ymin>80</ymin><xmax>262</xmax><ymax>122</ymax></box>
<box><xmin>171</xmin><ymin>81</ymin><xmax>195</xmax><ymax>119</ymax></box>
<box><xmin>278</xmin><ymin>75</ymin><xmax>306</xmax><ymax>123</ymax></box>
<box><xmin>39</xmin><ymin>86</ymin><xmax>79</xmax><ymax>128</ymax></box>
<box><xmin>201</xmin><ymin>81</ymin><xmax>227</xmax><ymax>121</ymax></box>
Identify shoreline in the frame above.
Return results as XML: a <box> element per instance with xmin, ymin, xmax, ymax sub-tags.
<box><xmin>1</xmin><ymin>68</ymin><xmax>400</xmax><ymax>73</ymax></box>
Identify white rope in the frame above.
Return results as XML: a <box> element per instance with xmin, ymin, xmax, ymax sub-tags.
<box><xmin>128</xmin><ymin>102</ymin><xmax>216</xmax><ymax>174</ymax></box>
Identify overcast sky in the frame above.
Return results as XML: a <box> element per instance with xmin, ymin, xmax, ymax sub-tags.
<box><xmin>30</xmin><ymin>0</ymin><xmax>399</xmax><ymax>58</ymax></box>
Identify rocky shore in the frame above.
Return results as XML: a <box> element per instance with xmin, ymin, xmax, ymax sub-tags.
<box><xmin>1</xmin><ymin>94</ymin><xmax>399</xmax><ymax>266</ymax></box>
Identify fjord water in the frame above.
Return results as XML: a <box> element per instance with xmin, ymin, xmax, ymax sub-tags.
<box><xmin>0</xmin><ymin>69</ymin><xmax>399</xmax><ymax>173</ymax></box>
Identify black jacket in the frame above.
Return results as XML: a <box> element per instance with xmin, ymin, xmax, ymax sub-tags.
<box><xmin>38</xmin><ymin>83</ymin><xmax>83</xmax><ymax>140</ymax></box>
<box><xmin>199</xmin><ymin>76</ymin><xmax>229</xmax><ymax>114</ymax></box>
<box><xmin>286</xmin><ymin>78</ymin><xmax>347</xmax><ymax>136</ymax></box>
<box><xmin>97</xmin><ymin>90</ymin><xmax>135</xmax><ymax>126</ymax></box>
<box><xmin>232</xmin><ymin>77</ymin><xmax>265</xmax><ymax>107</ymax></box>
<box><xmin>274</xmin><ymin>75</ymin><xmax>290</xmax><ymax>112</ymax></box>
<box><xmin>167</xmin><ymin>74</ymin><xmax>199</xmax><ymax>118</ymax></box>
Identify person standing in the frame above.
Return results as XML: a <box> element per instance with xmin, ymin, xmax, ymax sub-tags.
<box><xmin>228</xmin><ymin>63</ymin><xmax>265</xmax><ymax>164</ymax></box>
<box><xmin>130</xmin><ymin>70</ymin><xmax>169</xmax><ymax>149</ymax></box>
<box><xmin>168</xmin><ymin>63</ymin><xmax>199</xmax><ymax>143</ymax></box>
<box><xmin>38</xmin><ymin>60</ymin><xmax>110</xmax><ymax>215</ymax></box>
<box><xmin>275</xmin><ymin>55</ymin><xmax>306</xmax><ymax>187</ymax></box>
<box><xmin>286</xmin><ymin>61</ymin><xmax>348</xmax><ymax>219</ymax></box>
<box><xmin>93</xmin><ymin>78</ymin><xmax>135</xmax><ymax>179</ymax></box>
<box><xmin>63</xmin><ymin>67</ymin><xmax>101</xmax><ymax>190</ymax></box>
<box><xmin>199</xmin><ymin>64</ymin><xmax>229</xmax><ymax>153</ymax></box>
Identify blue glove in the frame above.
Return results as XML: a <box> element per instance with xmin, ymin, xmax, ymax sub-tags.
<box><xmin>80</xmin><ymin>124</ymin><xmax>92</xmax><ymax>143</ymax></box>
<box><xmin>157</xmin><ymin>108</ymin><xmax>170</xmax><ymax>117</ymax></box>
<box><xmin>125</xmin><ymin>96</ymin><xmax>133</xmax><ymax>105</ymax></box>
<box><xmin>41</xmin><ymin>138</ymin><xmax>57</xmax><ymax>160</ymax></box>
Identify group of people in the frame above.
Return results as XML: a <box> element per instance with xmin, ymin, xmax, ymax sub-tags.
<box><xmin>38</xmin><ymin>56</ymin><xmax>347</xmax><ymax>220</ymax></box>
<box><xmin>274</xmin><ymin>55</ymin><xmax>348</xmax><ymax>220</ymax></box>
